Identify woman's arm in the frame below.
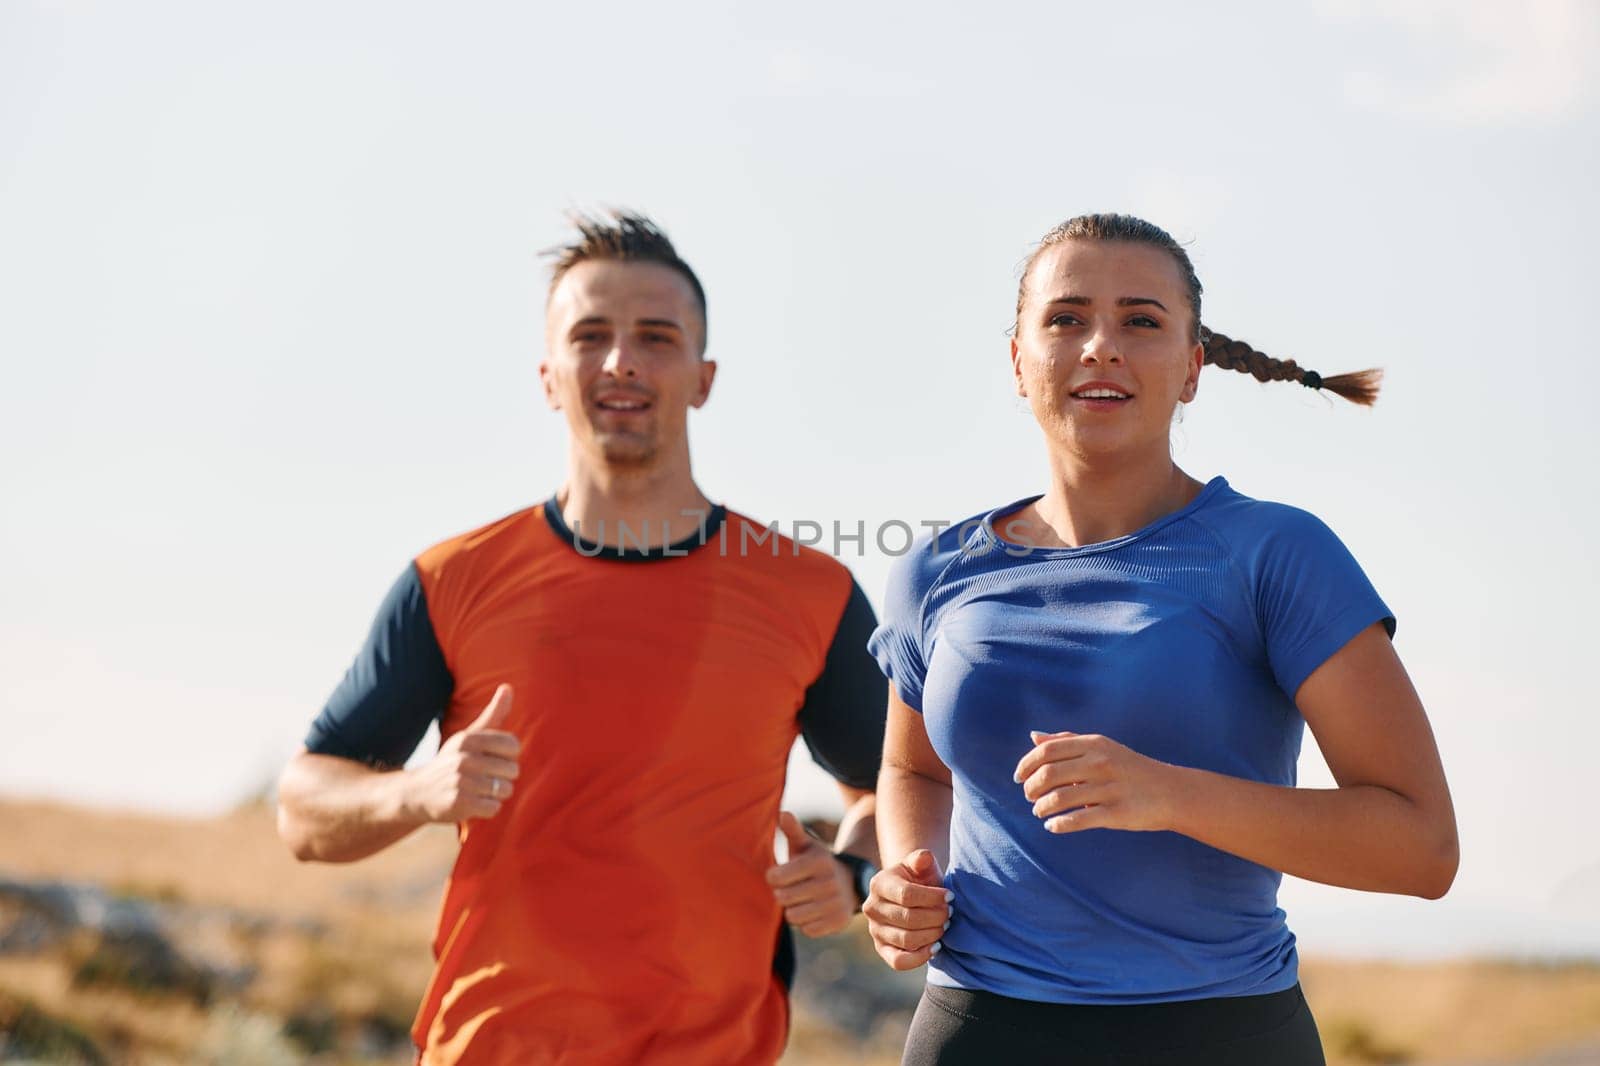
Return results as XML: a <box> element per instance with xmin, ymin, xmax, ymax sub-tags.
<box><xmin>877</xmin><ymin>688</ymin><xmax>954</xmax><ymax>869</ymax></box>
<box><xmin>865</xmin><ymin>686</ymin><xmax>957</xmax><ymax>970</ymax></box>
<box><xmin>1019</xmin><ymin>623</ymin><xmax>1459</xmax><ymax>898</ymax></box>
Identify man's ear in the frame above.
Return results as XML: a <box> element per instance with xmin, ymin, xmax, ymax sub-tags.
<box><xmin>691</xmin><ymin>359</ymin><xmax>718</xmax><ymax>409</ymax></box>
<box><xmin>539</xmin><ymin>362</ymin><xmax>561</xmax><ymax>410</ymax></box>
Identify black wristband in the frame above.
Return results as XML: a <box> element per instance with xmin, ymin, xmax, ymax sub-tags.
<box><xmin>832</xmin><ymin>852</ymin><xmax>879</xmax><ymax>908</ymax></box>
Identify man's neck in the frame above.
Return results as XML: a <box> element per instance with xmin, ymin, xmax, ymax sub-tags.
<box><xmin>556</xmin><ymin>461</ymin><xmax>713</xmax><ymax>550</ymax></box>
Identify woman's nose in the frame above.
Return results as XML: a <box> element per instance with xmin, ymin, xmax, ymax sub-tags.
<box><xmin>1080</xmin><ymin>327</ymin><xmax>1124</xmax><ymax>365</ymax></box>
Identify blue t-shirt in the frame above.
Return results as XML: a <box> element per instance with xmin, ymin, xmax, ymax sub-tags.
<box><xmin>868</xmin><ymin>477</ymin><xmax>1393</xmax><ymax>1004</ymax></box>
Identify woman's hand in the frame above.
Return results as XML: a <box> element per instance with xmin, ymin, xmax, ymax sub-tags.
<box><xmin>863</xmin><ymin>850</ymin><xmax>952</xmax><ymax>971</ymax></box>
<box><xmin>1014</xmin><ymin>730</ymin><xmax>1179</xmax><ymax>834</ymax></box>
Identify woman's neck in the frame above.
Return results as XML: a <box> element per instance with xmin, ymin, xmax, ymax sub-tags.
<box><xmin>1025</xmin><ymin>451</ymin><xmax>1202</xmax><ymax>549</ymax></box>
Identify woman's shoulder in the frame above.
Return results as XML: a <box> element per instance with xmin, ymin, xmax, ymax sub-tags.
<box><xmin>1191</xmin><ymin>479</ymin><xmax>1342</xmax><ymax>549</ymax></box>
<box><xmin>1190</xmin><ymin>480</ymin><xmax>1366</xmax><ymax>590</ymax></box>
<box><xmin>882</xmin><ymin>504</ymin><xmax>1004</xmax><ymax>615</ymax></box>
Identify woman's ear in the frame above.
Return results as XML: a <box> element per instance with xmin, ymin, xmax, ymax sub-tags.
<box><xmin>1011</xmin><ymin>338</ymin><xmax>1027</xmax><ymax>398</ymax></box>
<box><xmin>1179</xmin><ymin>340</ymin><xmax>1202</xmax><ymax>403</ymax></box>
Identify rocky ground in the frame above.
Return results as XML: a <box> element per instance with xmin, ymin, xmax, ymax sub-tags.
<box><xmin>1</xmin><ymin>798</ymin><xmax>1596</xmax><ymax>1065</ymax></box>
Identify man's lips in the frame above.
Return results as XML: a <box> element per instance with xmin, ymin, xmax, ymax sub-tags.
<box><xmin>593</xmin><ymin>393</ymin><xmax>654</xmax><ymax>413</ymax></box>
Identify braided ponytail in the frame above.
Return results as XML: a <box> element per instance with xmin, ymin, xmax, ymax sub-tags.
<box><xmin>1017</xmin><ymin>214</ymin><xmax>1383</xmax><ymax>407</ymax></box>
<box><xmin>1201</xmin><ymin>329</ymin><xmax>1382</xmax><ymax>407</ymax></box>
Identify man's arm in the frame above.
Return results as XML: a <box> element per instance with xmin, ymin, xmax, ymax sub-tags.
<box><xmin>280</xmin><ymin>561</ymin><xmax>479</xmax><ymax>861</ymax></box>
<box><xmin>277</xmin><ymin>750</ymin><xmax>429</xmax><ymax>863</ymax></box>
<box><xmin>279</xmin><ymin>683</ymin><xmax>520</xmax><ymax>862</ymax></box>
<box><xmin>832</xmin><ymin>783</ymin><xmax>877</xmax><ymax>864</ymax></box>
<box><xmin>826</xmin><ymin>783</ymin><xmax>882</xmax><ymax>920</ymax></box>
<box><xmin>766</xmin><ymin>577</ymin><xmax>886</xmax><ymax>936</ymax></box>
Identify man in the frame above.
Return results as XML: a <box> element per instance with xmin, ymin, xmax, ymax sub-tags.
<box><xmin>276</xmin><ymin>212</ymin><xmax>885</xmax><ymax>1064</ymax></box>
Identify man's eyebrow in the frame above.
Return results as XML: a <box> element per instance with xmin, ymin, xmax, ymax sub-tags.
<box><xmin>636</xmin><ymin>317</ymin><xmax>685</xmax><ymax>331</ymax></box>
<box><xmin>1045</xmin><ymin>295</ymin><xmax>1169</xmax><ymax>311</ymax></box>
<box><xmin>569</xmin><ymin>315</ymin><xmax>611</xmax><ymax>330</ymax></box>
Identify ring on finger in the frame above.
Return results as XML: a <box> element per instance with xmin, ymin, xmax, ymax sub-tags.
<box><xmin>489</xmin><ymin>778</ymin><xmax>502</xmax><ymax>798</ymax></box>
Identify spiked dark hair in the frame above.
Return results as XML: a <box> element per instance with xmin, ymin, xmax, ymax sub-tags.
<box><xmin>544</xmin><ymin>209</ymin><xmax>708</xmax><ymax>352</ymax></box>
<box><xmin>1017</xmin><ymin>213</ymin><xmax>1382</xmax><ymax>406</ymax></box>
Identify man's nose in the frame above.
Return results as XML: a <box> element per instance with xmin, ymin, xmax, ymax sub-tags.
<box><xmin>601</xmin><ymin>341</ymin><xmax>641</xmax><ymax>378</ymax></box>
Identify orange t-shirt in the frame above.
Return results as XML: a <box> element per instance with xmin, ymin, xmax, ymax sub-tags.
<box><xmin>304</xmin><ymin>502</ymin><xmax>885</xmax><ymax>1064</ymax></box>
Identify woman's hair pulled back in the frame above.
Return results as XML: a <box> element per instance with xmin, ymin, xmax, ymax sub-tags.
<box><xmin>1016</xmin><ymin>214</ymin><xmax>1381</xmax><ymax>406</ymax></box>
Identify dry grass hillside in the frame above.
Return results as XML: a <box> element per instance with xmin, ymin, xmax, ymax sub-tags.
<box><xmin>0</xmin><ymin>798</ymin><xmax>1596</xmax><ymax>1065</ymax></box>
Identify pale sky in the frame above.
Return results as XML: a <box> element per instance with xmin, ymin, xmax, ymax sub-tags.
<box><xmin>3</xmin><ymin>0</ymin><xmax>1598</xmax><ymax>958</ymax></box>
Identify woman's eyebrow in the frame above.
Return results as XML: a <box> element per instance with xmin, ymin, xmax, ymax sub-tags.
<box><xmin>1044</xmin><ymin>295</ymin><xmax>1169</xmax><ymax>311</ymax></box>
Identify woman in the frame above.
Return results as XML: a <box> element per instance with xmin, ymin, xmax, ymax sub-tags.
<box><xmin>864</xmin><ymin>214</ymin><xmax>1457</xmax><ymax>1065</ymax></box>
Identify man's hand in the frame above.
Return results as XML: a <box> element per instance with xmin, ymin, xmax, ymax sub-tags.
<box><xmin>863</xmin><ymin>849</ymin><xmax>950</xmax><ymax>971</ymax></box>
<box><xmin>401</xmin><ymin>684</ymin><xmax>521</xmax><ymax>823</ymax></box>
<box><xmin>765</xmin><ymin>811</ymin><xmax>857</xmax><ymax>938</ymax></box>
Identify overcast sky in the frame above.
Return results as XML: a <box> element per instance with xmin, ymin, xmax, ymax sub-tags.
<box><xmin>3</xmin><ymin>0</ymin><xmax>1598</xmax><ymax>958</ymax></box>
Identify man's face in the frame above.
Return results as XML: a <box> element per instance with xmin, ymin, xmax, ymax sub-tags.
<box><xmin>540</xmin><ymin>259</ymin><xmax>715</xmax><ymax>468</ymax></box>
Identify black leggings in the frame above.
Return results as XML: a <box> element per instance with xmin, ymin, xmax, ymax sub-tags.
<box><xmin>902</xmin><ymin>983</ymin><xmax>1325</xmax><ymax>1066</ymax></box>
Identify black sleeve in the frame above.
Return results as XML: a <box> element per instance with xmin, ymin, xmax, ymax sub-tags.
<box><xmin>303</xmin><ymin>563</ymin><xmax>455</xmax><ymax>768</ymax></box>
<box><xmin>796</xmin><ymin>578</ymin><xmax>888</xmax><ymax>790</ymax></box>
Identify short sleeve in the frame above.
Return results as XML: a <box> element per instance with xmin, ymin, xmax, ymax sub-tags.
<box><xmin>796</xmin><ymin>578</ymin><xmax>887</xmax><ymax>789</ymax></box>
<box><xmin>866</xmin><ymin>539</ymin><xmax>942</xmax><ymax>713</ymax></box>
<box><xmin>303</xmin><ymin>563</ymin><xmax>455</xmax><ymax>767</ymax></box>
<box><xmin>1248</xmin><ymin>508</ymin><xmax>1395</xmax><ymax>700</ymax></box>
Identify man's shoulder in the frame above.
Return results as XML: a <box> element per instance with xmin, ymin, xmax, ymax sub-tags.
<box><xmin>414</xmin><ymin>504</ymin><xmax>548</xmax><ymax>581</ymax></box>
<box><xmin>717</xmin><ymin>508</ymin><xmax>855</xmax><ymax>580</ymax></box>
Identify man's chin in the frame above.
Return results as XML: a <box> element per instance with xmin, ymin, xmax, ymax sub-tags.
<box><xmin>596</xmin><ymin>436</ymin><xmax>658</xmax><ymax>467</ymax></box>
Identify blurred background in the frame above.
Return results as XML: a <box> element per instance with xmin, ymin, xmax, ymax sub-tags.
<box><xmin>3</xmin><ymin>1</ymin><xmax>1598</xmax><ymax>1062</ymax></box>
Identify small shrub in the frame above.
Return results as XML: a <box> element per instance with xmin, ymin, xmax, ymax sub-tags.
<box><xmin>0</xmin><ymin>988</ymin><xmax>110</xmax><ymax>1065</ymax></box>
<box><xmin>282</xmin><ymin>940</ymin><xmax>420</xmax><ymax>1058</ymax></box>
<box><xmin>282</xmin><ymin>1002</ymin><xmax>339</xmax><ymax>1054</ymax></box>
<box><xmin>1320</xmin><ymin>1014</ymin><xmax>1413</xmax><ymax>1064</ymax></box>
<box><xmin>69</xmin><ymin>928</ymin><xmax>215</xmax><ymax>1006</ymax></box>
<box><xmin>195</xmin><ymin>1004</ymin><xmax>301</xmax><ymax>1066</ymax></box>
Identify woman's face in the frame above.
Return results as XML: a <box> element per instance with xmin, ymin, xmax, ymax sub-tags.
<box><xmin>1011</xmin><ymin>239</ymin><xmax>1203</xmax><ymax>464</ymax></box>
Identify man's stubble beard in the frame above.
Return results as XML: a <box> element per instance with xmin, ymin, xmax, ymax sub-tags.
<box><xmin>595</xmin><ymin>432</ymin><xmax>658</xmax><ymax>467</ymax></box>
